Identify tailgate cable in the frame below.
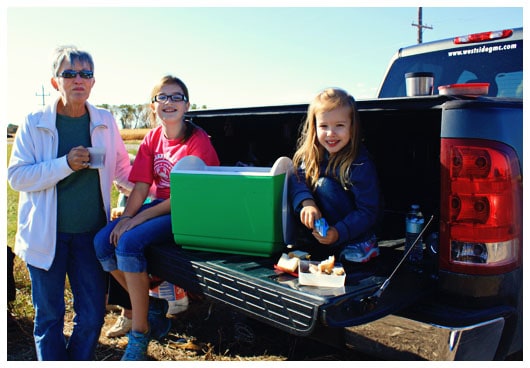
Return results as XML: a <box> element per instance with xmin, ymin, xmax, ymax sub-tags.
<box><xmin>359</xmin><ymin>214</ymin><xmax>434</xmax><ymax>312</ymax></box>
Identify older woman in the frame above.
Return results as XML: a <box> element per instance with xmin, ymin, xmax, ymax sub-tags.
<box><xmin>8</xmin><ymin>46</ymin><xmax>132</xmax><ymax>360</ymax></box>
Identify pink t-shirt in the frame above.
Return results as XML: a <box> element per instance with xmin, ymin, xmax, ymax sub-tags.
<box><xmin>129</xmin><ymin>124</ymin><xmax>220</xmax><ymax>199</ymax></box>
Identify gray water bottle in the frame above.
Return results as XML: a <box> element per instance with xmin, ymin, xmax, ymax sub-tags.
<box><xmin>405</xmin><ymin>204</ymin><xmax>424</xmax><ymax>264</ymax></box>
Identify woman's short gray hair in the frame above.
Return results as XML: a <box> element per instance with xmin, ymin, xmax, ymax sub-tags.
<box><xmin>51</xmin><ymin>45</ymin><xmax>94</xmax><ymax>77</ymax></box>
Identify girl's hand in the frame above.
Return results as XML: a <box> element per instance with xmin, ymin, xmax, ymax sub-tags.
<box><xmin>313</xmin><ymin>226</ymin><xmax>339</xmax><ymax>245</ymax></box>
<box><xmin>109</xmin><ymin>216</ymin><xmax>141</xmax><ymax>246</ymax></box>
<box><xmin>300</xmin><ymin>200</ymin><xmax>321</xmax><ymax>230</ymax></box>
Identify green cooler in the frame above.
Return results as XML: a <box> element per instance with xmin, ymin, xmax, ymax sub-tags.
<box><xmin>170</xmin><ymin>156</ymin><xmax>294</xmax><ymax>257</ymax></box>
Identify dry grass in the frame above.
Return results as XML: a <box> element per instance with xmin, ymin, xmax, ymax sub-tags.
<box><xmin>120</xmin><ymin>128</ymin><xmax>150</xmax><ymax>142</ymax></box>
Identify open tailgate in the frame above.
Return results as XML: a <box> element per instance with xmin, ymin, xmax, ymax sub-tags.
<box><xmin>147</xmin><ymin>242</ymin><xmax>436</xmax><ymax>336</ymax></box>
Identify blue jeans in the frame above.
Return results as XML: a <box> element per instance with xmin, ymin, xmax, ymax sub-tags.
<box><xmin>94</xmin><ymin>201</ymin><xmax>174</xmax><ymax>273</ymax></box>
<box><xmin>313</xmin><ymin>177</ymin><xmax>357</xmax><ymax>225</ymax></box>
<box><xmin>27</xmin><ymin>232</ymin><xmax>106</xmax><ymax>361</ymax></box>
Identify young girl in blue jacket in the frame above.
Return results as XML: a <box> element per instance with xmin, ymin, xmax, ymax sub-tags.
<box><xmin>289</xmin><ymin>88</ymin><xmax>382</xmax><ymax>263</ymax></box>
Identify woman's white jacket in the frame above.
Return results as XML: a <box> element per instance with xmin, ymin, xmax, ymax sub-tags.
<box><xmin>8</xmin><ymin>98</ymin><xmax>133</xmax><ymax>270</ymax></box>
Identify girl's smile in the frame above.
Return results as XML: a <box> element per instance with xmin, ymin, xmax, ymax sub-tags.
<box><xmin>315</xmin><ymin>106</ymin><xmax>352</xmax><ymax>154</ymax></box>
<box><xmin>151</xmin><ymin>83</ymin><xmax>190</xmax><ymax>139</ymax></box>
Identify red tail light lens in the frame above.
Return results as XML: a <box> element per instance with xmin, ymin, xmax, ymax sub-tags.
<box><xmin>440</xmin><ymin>138</ymin><xmax>522</xmax><ymax>275</ymax></box>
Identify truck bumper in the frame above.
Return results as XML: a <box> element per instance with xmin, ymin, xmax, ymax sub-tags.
<box><xmin>344</xmin><ymin>314</ymin><xmax>505</xmax><ymax>360</ymax></box>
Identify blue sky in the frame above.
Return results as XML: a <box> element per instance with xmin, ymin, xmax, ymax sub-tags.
<box><xmin>0</xmin><ymin>2</ymin><xmax>524</xmax><ymax>125</ymax></box>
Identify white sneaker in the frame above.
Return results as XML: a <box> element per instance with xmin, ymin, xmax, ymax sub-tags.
<box><xmin>106</xmin><ymin>315</ymin><xmax>132</xmax><ymax>338</ymax></box>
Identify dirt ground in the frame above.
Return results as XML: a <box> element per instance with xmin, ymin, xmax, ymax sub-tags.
<box><xmin>7</xmin><ymin>297</ymin><xmax>375</xmax><ymax>361</ymax></box>
<box><xmin>7</xmin><ymin>290</ymin><xmax>523</xmax><ymax>362</ymax></box>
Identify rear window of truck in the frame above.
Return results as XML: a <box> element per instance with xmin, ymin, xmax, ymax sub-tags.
<box><xmin>378</xmin><ymin>39</ymin><xmax>523</xmax><ymax>98</ymax></box>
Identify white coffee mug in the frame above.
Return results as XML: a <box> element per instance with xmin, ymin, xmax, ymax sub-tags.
<box><xmin>87</xmin><ymin>147</ymin><xmax>106</xmax><ymax>169</ymax></box>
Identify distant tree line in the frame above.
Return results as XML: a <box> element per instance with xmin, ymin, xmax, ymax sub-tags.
<box><xmin>7</xmin><ymin>103</ymin><xmax>207</xmax><ymax>135</ymax></box>
<box><xmin>98</xmin><ymin>103</ymin><xmax>207</xmax><ymax>129</ymax></box>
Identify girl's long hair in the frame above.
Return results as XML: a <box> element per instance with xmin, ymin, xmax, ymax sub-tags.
<box><xmin>292</xmin><ymin>88</ymin><xmax>361</xmax><ymax>190</ymax></box>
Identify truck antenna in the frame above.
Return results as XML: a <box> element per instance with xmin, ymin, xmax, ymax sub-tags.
<box><xmin>358</xmin><ymin>214</ymin><xmax>435</xmax><ymax>313</ymax></box>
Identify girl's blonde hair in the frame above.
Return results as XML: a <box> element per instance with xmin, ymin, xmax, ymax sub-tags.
<box><xmin>292</xmin><ymin>88</ymin><xmax>361</xmax><ymax>190</ymax></box>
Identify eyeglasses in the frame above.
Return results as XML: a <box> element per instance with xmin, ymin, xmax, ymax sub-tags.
<box><xmin>57</xmin><ymin>70</ymin><xmax>94</xmax><ymax>79</ymax></box>
<box><xmin>152</xmin><ymin>94</ymin><xmax>188</xmax><ymax>103</ymax></box>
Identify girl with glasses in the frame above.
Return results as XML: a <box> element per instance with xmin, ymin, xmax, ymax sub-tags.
<box><xmin>94</xmin><ymin>75</ymin><xmax>220</xmax><ymax>361</ymax></box>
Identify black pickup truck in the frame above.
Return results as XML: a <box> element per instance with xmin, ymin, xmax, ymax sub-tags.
<box><xmin>146</xmin><ymin>27</ymin><xmax>523</xmax><ymax>360</ymax></box>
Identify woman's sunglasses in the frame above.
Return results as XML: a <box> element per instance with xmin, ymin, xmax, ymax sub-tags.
<box><xmin>58</xmin><ymin>70</ymin><xmax>94</xmax><ymax>79</ymax></box>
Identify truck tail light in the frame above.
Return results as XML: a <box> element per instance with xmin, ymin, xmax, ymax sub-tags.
<box><xmin>440</xmin><ymin>138</ymin><xmax>522</xmax><ymax>275</ymax></box>
<box><xmin>453</xmin><ymin>29</ymin><xmax>513</xmax><ymax>44</ymax></box>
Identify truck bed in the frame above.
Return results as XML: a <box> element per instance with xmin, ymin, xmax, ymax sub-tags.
<box><xmin>147</xmin><ymin>97</ymin><xmax>443</xmax><ymax>338</ymax></box>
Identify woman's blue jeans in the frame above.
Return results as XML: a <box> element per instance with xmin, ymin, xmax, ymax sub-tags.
<box><xmin>27</xmin><ymin>231</ymin><xmax>106</xmax><ymax>361</ymax></box>
<box><xmin>94</xmin><ymin>201</ymin><xmax>174</xmax><ymax>274</ymax></box>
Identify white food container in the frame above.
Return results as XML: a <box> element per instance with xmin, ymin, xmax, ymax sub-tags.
<box><xmin>298</xmin><ymin>260</ymin><xmax>346</xmax><ymax>288</ymax></box>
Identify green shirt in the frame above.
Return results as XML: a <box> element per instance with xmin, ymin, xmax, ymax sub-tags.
<box><xmin>56</xmin><ymin>113</ymin><xmax>106</xmax><ymax>233</ymax></box>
